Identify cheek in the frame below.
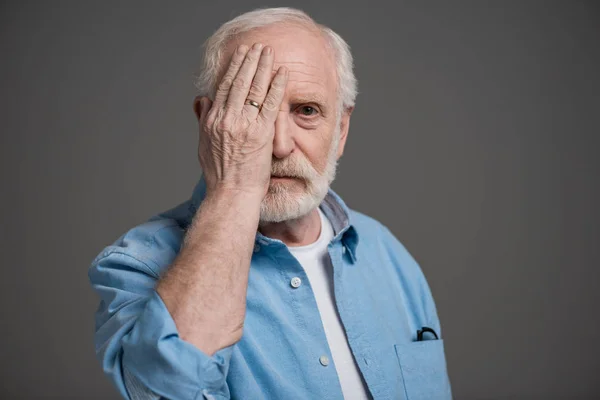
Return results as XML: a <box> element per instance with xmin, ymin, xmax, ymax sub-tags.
<box><xmin>298</xmin><ymin>135</ymin><xmax>333</xmax><ymax>174</ymax></box>
<box><xmin>289</xmin><ymin>117</ymin><xmax>337</xmax><ymax>173</ymax></box>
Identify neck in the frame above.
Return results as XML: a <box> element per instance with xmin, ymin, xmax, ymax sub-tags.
<box><xmin>258</xmin><ymin>208</ymin><xmax>322</xmax><ymax>247</ymax></box>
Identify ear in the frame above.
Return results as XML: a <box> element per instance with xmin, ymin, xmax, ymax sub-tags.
<box><xmin>336</xmin><ymin>106</ymin><xmax>354</xmax><ymax>160</ymax></box>
<box><xmin>193</xmin><ymin>95</ymin><xmax>211</xmax><ymax>121</ymax></box>
<box><xmin>193</xmin><ymin>96</ymin><xmax>207</xmax><ymax>121</ymax></box>
<box><xmin>193</xmin><ymin>95</ymin><xmax>202</xmax><ymax>120</ymax></box>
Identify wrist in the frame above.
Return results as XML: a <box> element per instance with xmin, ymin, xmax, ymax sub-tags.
<box><xmin>207</xmin><ymin>185</ymin><xmax>265</xmax><ymax>204</ymax></box>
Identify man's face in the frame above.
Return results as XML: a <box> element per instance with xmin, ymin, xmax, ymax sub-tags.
<box><xmin>219</xmin><ymin>23</ymin><xmax>350</xmax><ymax>223</ymax></box>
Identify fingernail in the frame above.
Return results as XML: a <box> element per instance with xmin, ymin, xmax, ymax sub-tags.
<box><xmin>253</xmin><ymin>43</ymin><xmax>263</xmax><ymax>51</ymax></box>
<box><xmin>264</xmin><ymin>46</ymin><xmax>272</xmax><ymax>55</ymax></box>
<box><xmin>237</xmin><ymin>45</ymin><xmax>248</xmax><ymax>55</ymax></box>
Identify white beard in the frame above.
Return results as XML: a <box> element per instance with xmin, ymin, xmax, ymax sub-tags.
<box><xmin>259</xmin><ymin>125</ymin><xmax>341</xmax><ymax>224</ymax></box>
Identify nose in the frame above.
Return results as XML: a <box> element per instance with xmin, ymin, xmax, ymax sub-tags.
<box><xmin>272</xmin><ymin>111</ymin><xmax>295</xmax><ymax>159</ymax></box>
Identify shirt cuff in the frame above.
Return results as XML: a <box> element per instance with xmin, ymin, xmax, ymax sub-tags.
<box><xmin>121</xmin><ymin>290</ymin><xmax>233</xmax><ymax>399</ymax></box>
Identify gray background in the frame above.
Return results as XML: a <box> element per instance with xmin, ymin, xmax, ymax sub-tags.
<box><xmin>1</xmin><ymin>1</ymin><xmax>598</xmax><ymax>399</ymax></box>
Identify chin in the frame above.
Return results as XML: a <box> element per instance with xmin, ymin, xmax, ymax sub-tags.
<box><xmin>259</xmin><ymin>180</ymin><xmax>329</xmax><ymax>223</ymax></box>
<box><xmin>260</xmin><ymin>189</ymin><xmax>306</xmax><ymax>223</ymax></box>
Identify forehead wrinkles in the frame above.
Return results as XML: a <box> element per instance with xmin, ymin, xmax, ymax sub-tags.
<box><xmin>273</xmin><ymin>61</ymin><xmax>328</xmax><ymax>87</ymax></box>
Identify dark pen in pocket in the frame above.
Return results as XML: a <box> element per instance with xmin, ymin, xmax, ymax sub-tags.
<box><xmin>416</xmin><ymin>326</ymin><xmax>439</xmax><ymax>341</ymax></box>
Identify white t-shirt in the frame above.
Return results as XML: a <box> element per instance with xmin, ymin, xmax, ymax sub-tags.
<box><xmin>287</xmin><ymin>207</ymin><xmax>371</xmax><ymax>400</ymax></box>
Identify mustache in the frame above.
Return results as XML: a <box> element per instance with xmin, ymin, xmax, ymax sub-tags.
<box><xmin>270</xmin><ymin>156</ymin><xmax>317</xmax><ymax>180</ymax></box>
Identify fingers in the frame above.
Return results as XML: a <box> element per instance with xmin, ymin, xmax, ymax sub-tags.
<box><xmin>259</xmin><ymin>66</ymin><xmax>289</xmax><ymax>123</ymax></box>
<box><xmin>225</xmin><ymin>43</ymin><xmax>265</xmax><ymax>113</ymax></box>
<box><xmin>212</xmin><ymin>44</ymin><xmax>249</xmax><ymax>109</ymax></box>
<box><xmin>241</xmin><ymin>45</ymin><xmax>275</xmax><ymax>118</ymax></box>
<box><xmin>212</xmin><ymin>42</ymin><xmax>286</xmax><ymax>125</ymax></box>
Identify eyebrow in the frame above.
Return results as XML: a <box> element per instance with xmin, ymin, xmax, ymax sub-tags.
<box><xmin>288</xmin><ymin>93</ymin><xmax>329</xmax><ymax>108</ymax></box>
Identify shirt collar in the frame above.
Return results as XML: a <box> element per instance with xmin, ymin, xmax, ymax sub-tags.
<box><xmin>186</xmin><ymin>173</ymin><xmax>359</xmax><ymax>263</ymax></box>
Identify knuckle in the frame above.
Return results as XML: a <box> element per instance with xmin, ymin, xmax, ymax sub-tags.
<box><xmin>239</xmin><ymin>108</ymin><xmax>252</xmax><ymax>121</ymax></box>
<box><xmin>266</xmin><ymin>87</ymin><xmax>282</xmax><ymax>102</ymax></box>
<box><xmin>256</xmin><ymin>62</ymin><xmax>268</xmax><ymax>72</ymax></box>
<box><xmin>216</xmin><ymin>117</ymin><xmax>232</xmax><ymax>134</ymax></box>
<box><xmin>270</xmin><ymin>84</ymin><xmax>282</xmax><ymax>95</ymax></box>
<box><xmin>262</xmin><ymin>98</ymin><xmax>278</xmax><ymax>112</ymax></box>
<box><xmin>248</xmin><ymin>82</ymin><xmax>264</xmax><ymax>96</ymax></box>
<box><xmin>231</xmin><ymin>77</ymin><xmax>248</xmax><ymax>90</ymax></box>
<box><xmin>218</xmin><ymin>77</ymin><xmax>233</xmax><ymax>91</ymax></box>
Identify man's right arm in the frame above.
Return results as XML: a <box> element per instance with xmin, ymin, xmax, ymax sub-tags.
<box><xmin>90</xmin><ymin>42</ymin><xmax>287</xmax><ymax>399</ymax></box>
<box><xmin>156</xmin><ymin>188</ymin><xmax>263</xmax><ymax>357</ymax></box>
<box><xmin>89</xmin><ymin>189</ymin><xmax>261</xmax><ymax>400</ymax></box>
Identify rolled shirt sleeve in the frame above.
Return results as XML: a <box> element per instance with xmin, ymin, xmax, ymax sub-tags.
<box><xmin>89</xmin><ymin>249</ymin><xmax>233</xmax><ymax>400</ymax></box>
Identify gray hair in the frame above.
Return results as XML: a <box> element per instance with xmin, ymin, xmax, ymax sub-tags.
<box><xmin>193</xmin><ymin>7</ymin><xmax>358</xmax><ymax>114</ymax></box>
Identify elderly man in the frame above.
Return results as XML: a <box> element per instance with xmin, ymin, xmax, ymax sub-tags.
<box><xmin>89</xmin><ymin>7</ymin><xmax>452</xmax><ymax>400</ymax></box>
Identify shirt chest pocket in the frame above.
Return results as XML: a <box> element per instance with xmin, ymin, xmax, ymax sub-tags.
<box><xmin>394</xmin><ymin>339</ymin><xmax>453</xmax><ymax>400</ymax></box>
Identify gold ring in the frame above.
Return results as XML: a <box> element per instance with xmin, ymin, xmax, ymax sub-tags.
<box><xmin>245</xmin><ymin>99</ymin><xmax>261</xmax><ymax>109</ymax></box>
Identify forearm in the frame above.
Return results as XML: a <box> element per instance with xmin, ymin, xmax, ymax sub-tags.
<box><xmin>156</xmin><ymin>188</ymin><xmax>262</xmax><ymax>356</ymax></box>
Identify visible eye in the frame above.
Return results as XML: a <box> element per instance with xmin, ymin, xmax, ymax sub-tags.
<box><xmin>296</xmin><ymin>105</ymin><xmax>319</xmax><ymax>117</ymax></box>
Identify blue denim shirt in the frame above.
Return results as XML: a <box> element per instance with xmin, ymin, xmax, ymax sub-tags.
<box><xmin>89</xmin><ymin>174</ymin><xmax>452</xmax><ymax>400</ymax></box>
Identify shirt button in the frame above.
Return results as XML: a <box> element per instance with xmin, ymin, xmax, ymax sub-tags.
<box><xmin>253</xmin><ymin>244</ymin><xmax>261</xmax><ymax>253</ymax></box>
<box><xmin>290</xmin><ymin>277</ymin><xmax>302</xmax><ymax>288</ymax></box>
<box><xmin>319</xmin><ymin>355</ymin><xmax>330</xmax><ymax>366</ymax></box>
